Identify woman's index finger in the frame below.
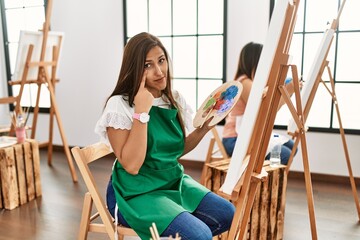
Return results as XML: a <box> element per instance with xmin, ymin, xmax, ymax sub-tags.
<box><xmin>140</xmin><ymin>70</ymin><xmax>148</xmax><ymax>88</ymax></box>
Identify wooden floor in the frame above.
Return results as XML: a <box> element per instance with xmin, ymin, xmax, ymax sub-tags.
<box><xmin>1</xmin><ymin>149</ymin><xmax>360</xmax><ymax>240</ymax></box>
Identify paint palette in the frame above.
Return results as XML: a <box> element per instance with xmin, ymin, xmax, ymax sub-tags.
<box><xmin>193</xmin><ymin>81</ymin><xmax>243</xmax><ymax>128</ymax></box>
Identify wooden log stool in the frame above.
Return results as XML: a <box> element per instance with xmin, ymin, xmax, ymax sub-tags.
<box><xmin>205</xmin><ymin>160</ymin><xmax>287</xmax><ymax>240</ymax></box>
<box><xmin>0</xmin><ymin>138</ymin><xmax>42</xmax><ymax>210</ymax></box>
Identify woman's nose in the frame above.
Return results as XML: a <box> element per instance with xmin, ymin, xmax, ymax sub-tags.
<box><xmin>155</xmin><ymin>65</ymin><xmax>163</xmax><ymax>76</ymax></box>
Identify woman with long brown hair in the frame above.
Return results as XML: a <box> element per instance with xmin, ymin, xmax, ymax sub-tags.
<box><xmin>95</xmin><ymin>32</ymin><xmax>234</xmax><ymax>240</ymax></box>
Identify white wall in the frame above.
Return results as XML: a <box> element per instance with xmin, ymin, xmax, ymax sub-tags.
<box><xmin>30</xmin><ymin>0</ymin><xmax>124</xmax><ymax>145</ymax></box>
<box><xmin>225</xmin><ymin>0</ymin><xmax>269</xmax><ymax>82</ymax></box>
<box><xmin>1</xmin><ymin>0</ymin><xmax>359</xmax><ymax>178</ymax></box>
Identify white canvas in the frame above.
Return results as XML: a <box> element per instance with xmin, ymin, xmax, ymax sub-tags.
<box><xmin>12</xmin><ymin>30</ymin><xmax>64</xmax><ymax>81</ymax></box>
<box><xmin>287</xmin><ymin>28</ymin><xmax>335</xmax><ymax>135</ymax></box>
<box><xmin>221</xmin><ymin>0</ymin><xmax>295</xmax><ymax>195</ymax></box>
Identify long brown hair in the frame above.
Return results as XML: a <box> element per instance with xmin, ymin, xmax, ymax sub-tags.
<box><xmin>234</xmin><ymin>42</ymin><xmax>263</xmax><ymax>80</ymax></box>
<box><xmin>106</xmin><ymin>32</ymin><xmax>185</xmax><ymax>136</ymax></box>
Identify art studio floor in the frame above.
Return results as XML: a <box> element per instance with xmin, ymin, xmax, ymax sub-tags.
<box><xmin>0</xmin><ymin>149</ymin><xmax>360</xmax><ymax>240</ymax></box>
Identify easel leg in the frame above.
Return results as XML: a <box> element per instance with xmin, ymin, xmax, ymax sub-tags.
<box><xmin>228</xmin><ymin>179</ymin><xmax>260</xmax><ymax>240</ymax></box>
<box><xmin>324</xmin><ymin>66</ymin><xmax>360</xmax><ymax>219</ymax></box>
<box><xmin>299</xmin><ymin>131</ymin><xmax>318</xmax><ymax>240</ymax></box>
<box><xmin>30</xmin><ymin>75</ymin><xmax>54</xmax><ymax>166</ymax></box>
<box><xmin>48</xmin><ymin>45</ymin><xmax>57</xmax><ymax>166</ymax></box>
<box><xmin>228</xmin><ymin>192</ymin><xmax>245</xmax><ymax>239</ymax></box>
<box><xmin>31</xmin><ymin>82</ymin><xmax>42</xmax><ymax>139</ymax></box>
<box><xmin>334</xmin><ymin>102</ymin><xmax>360</xmax><ymax>220</ymax></box>
<box><xmin>43</xmin><ymin>68</ymin><xmax>78</xmax><ymax>182</ymax></box>
<box><xmin>48</xmin><ymin>101</ymin><xmax>55</xmax><ymax>165</ymax></box>
<box><xmin>49</xmin><ymin>89</ymin><xmax>78</xmax><ymax>182</ymax></box>
<box><xmin>238</xmin><ymin>181</ymin><xmax>259</xmax><ymax>240</ymax></box>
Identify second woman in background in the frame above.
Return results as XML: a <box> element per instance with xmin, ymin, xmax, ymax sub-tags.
<box><xmin>222</xmin><ymin>42</ymin><xmax>297</xmax><ymax>165</ymax></box>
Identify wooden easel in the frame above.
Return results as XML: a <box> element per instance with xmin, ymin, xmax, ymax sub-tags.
<box><xmin>286</xmin><ymin>31</ymin><xmax>360</xmax><ymax>221</ymax></box>
<box><xmin>225</xmin><ymin>63</ymin><xmax>318</xmax><ymax>240</ymax></box>
<box><xmin>291</xmin><ymin>60</ymin><xmax>360</xmax><ymax>219</ymax></box>
<box><xmin>7</xmin><ymin>0</ymin><xmax>78</xmax><ymax>182</ymax></box>
<box><xmin>284</xmin><ymin>0</ymin><xmax>360</xmax><ymax>220</ymax></box>
<box><xmin>217</xmin><ymin>1</ymin><xmax>320</xmax><ymax>239</ymax></box>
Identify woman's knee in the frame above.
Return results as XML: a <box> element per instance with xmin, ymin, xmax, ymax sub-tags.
<box><xmin>280</xmin><ymin>140</ymin><xmax>298</xmax><ymax>165</ymax></box>
<box><xmin>280</xmin><ymin>145</ymin><xmax>292</xmax><ymax>165</ymax></box>
<box><xmin>284</xmin><ymin>140</ymin><xmax>298</xmax><ymax>155</ymax></box>
<box><xmin>194</xmin><ymin>192</ymin><xmax>235</xmax><ymax>235</ymax></box>
<box><xmin>162</xmin><ymin>212</ymin><xmax>212</xmax><ymax>240</ymax></box>
<box><xmin>222</xmin><ymin>137</ymin><xmax>236</xmax><ymax>157</ymax></box>
<box><xmin>216</xmin><ymin>198</ymin><xmax>235</xmax><ymax>233</ymax></box>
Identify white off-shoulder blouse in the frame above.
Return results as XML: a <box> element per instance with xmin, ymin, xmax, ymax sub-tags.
<box><xmin>94</xmin><ymin>90</ymin><xmax>194</xmax><ymax>148</ymax></box>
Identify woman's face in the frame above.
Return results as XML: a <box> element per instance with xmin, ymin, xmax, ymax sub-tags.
<box><xmin>144</xmin><ymin>46</ymin><xmax>168</xmax><ymax>98</ymax></box>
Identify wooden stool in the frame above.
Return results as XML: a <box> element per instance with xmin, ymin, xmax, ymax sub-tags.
<box><xmin>200</xmin><ymin>128</ymin><xmax>230</xmax><ymax>187</ymax></box>
<box><xmin>0</xmin><ymin>138</ymin><xmax>42</xmax><ymax>210</ymax></box>
<box><xmin>205</xmin><ymin>160</ymin><xmax>287</xmax><ymax>240</ymax></box>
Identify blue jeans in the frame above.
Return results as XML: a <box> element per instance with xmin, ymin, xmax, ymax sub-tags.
<box><xmin>106</xmin><ymin>178</ymin><xmax>235</xmax><ymax>240</ymax></box>
<box><xmin>222</xmin><ymin>137</ymin><xmax>237</xmax><ymax>157</ymax></box>
<box><xmin>276</xmin><ymin>139</ymin><xmax>298</xmax><ymax>165</ymax></box>
<box><xmin>222</xmin><ymin>137</ymin><xmax>297</xmax><ymax>165</ymax></box>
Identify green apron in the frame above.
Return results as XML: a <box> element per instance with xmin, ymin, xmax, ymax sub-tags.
<box><xmin>112</xmin><ymin>106</ymin><xmax>209</xmax><ymax>240</ymax></box>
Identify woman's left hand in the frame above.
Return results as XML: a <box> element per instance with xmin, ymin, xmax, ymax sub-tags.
<box><xmin>199</xmin><ymin>116</ymin><xmax>215</xmax><ymax>132</ymax></box>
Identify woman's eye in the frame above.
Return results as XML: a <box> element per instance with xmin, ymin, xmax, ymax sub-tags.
<box><xmin>144</xmin><ymin>63</ymin><xmax>151</xmax><ymax>68</ymax></box>
<box><xmin>159</xmin><ymin>58</ymin><xmax>165</xmax><ymax>64</ymax></box>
